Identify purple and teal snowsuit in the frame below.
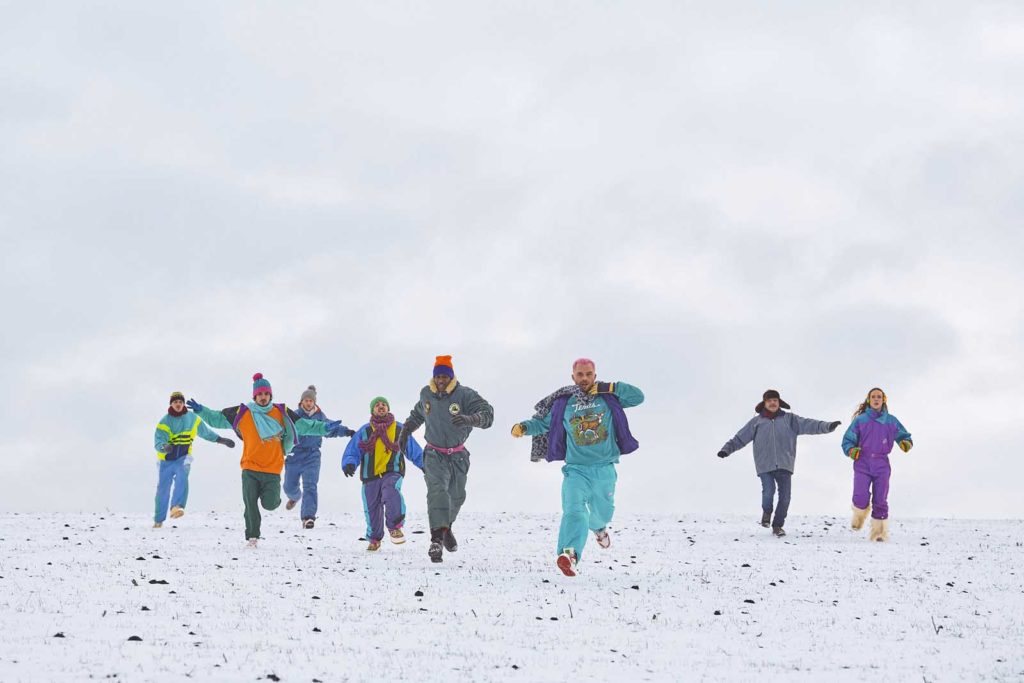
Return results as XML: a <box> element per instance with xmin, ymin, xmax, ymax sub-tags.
<box><xmin>841</xmin><ymin>408</ymin><xmax>912</xmax><ymax>520</ymax></box>
<box><xmin>342</xmin><ymin>422</ymin><xmax>424</xmax><ymax>543</ymax></box>
<box><xmin>284</xmin><ymin>405</ymin><xmax>328</xmax><ymax>521</ymax></box>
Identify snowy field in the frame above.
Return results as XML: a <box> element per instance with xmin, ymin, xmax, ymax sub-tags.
<box><xmin>1</xmin><ymin>511</ymin><xmax>1022</xmax><ymax>682</ymax></box>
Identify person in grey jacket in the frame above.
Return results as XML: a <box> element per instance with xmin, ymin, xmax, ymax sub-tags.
<box><xmin>718</xmin><ymin>389</ymin><xmax>840</xmax><ymax>537</ymax></box>
<box><xmin>399</xmin><ymin>355</ymin><xmax>494</xmax><ymax>563</ymax></box>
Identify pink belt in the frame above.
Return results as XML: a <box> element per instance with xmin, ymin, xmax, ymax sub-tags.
<box><xmin>427</xmin><ymin>442</ymin><xmax>466</xmax><ymax>455</ymax></box>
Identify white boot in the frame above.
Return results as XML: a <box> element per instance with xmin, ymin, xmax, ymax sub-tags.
<box><xmin>851</xmin><ymin>506</ymin><xmax>870</xmax><ymax>531</ymax></box>
<box><xmin>868</xmin><ymin>518</ymin><xmax>888</xmax><ymax>542</ymax></box>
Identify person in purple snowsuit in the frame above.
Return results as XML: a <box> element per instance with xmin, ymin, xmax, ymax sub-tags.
<box><xmin>842</xmin><ymin>387</ymin><xmax>913</xmax><ymax>542</ymax></box>
<box><xmin>342</xmin><ymin>397</ymin><xmax>424</xmax><ymax>551</ymax></box>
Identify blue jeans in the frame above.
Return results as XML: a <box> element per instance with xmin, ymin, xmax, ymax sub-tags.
<box><xmin>154</xmin><ymin>458</ymin><xmax>190</xmax><ymax>523</ymax></box>
<box><xmin>758</xmin><ymin>469</ymin><xmax>792</xmax><ymax>528</ymax></box>
<box><xmin>283</xmin><ymin>450</ymin><xmax>321</xmax><ymax>519</ymax></box>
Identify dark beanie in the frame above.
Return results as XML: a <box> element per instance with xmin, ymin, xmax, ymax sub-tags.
<box><xmin>169</xmin><ymin>391</ymin><xmax>185</xmax><ymax>405</ymax></box>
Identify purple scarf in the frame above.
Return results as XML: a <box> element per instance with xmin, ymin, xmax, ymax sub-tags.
<box><xmin>358</xmin><ymin>413</ymin><xmax>399</xmax><ymax>454</ymax></box>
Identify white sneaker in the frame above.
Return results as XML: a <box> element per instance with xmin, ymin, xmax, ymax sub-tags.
<box><xmin>245</xmin><ymin>538</ymin><xmax>258</xmax><ymax>549</ymax></box>
<box><xmin>556</xmin><ymin>549</ymin><xmax>579</xmax><ymax>577</ymax></box>
<box><xmin>594</xmin><ymin>528</ymin><xmax>611</xmax><ymax>549</ymax></box>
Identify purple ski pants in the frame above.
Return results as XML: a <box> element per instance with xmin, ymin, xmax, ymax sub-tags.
<box><xmin>362</xmin><ymin>472</ymin><xmax>406</xmax><ymax>542</ymax></box>
<box><xmin>852</xmin><ymin>454</ymin><xmax>891</xmax><ymax>520</ymax></box>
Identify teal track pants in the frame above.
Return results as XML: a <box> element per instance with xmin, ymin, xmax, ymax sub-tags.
<box><xmin>556</xmin><ymin>463</ymin><xmax>617</xmax><ymax>560</ymax></box>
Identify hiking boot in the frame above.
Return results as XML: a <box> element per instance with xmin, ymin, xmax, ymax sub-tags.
<box><xmin>556</xmin><ymin>549</ymin><xmax>579</xmax><ymax>577</ymax></box>
<box><xmin>428</xmin><ymin>541</ymin><xmax>444</xmax><ymax>563</ymax></box>
<box><xmin>389</xmin><ymin>529</ymin><xmax>406</xmax><ymax>544</ymax></box>
<box><xmin>169</xmin><ymin>506</ymin><xmax>185</xmax><ymax>519</ymax></box>
<box><xmin>761</xmin><ymin>511</ymin><xmax>771</xmax><ymax>528</ymax></box>
<box><xmin>594</xmin><ymin>528</ymin><xmax>611</xmax><ymax>549</ymax></box>
<box><xmin>443</xmin><ymin>527</ymin><xmax>458</xmax><ymax>552</ymax></box>
<box><xmin>246</xmin><ymin>538</ymin><xmax>259</xmax><ymax>549</ymax></box>
<box><xmin>286</xmin><ymin>499</ymin><xmax>298</xmax><ymax>511</ymax></box>
<box><xmin>367</xmin><ymin>540</ymin><xmax>381</xmax><ymax>552</ymax></box>
<box><xmin>302</xmin><ymin>518</ymin><xmax>315</xmax><ymax>529</ymax></box>
<box><xmin>152</xmin><ymin>522</ymin><xmax>163</xmax><ymax>529</ymax></box>
<box><xmin>772</xmin><ymin>526</ymin><xmax>786</xmax><ymax>538</ymax></box>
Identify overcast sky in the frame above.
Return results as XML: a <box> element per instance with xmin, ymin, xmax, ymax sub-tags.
<box><xmin>2</xmin><ymin>2</ymin><xmax>1022</xmax><ymax>521</ymax></box>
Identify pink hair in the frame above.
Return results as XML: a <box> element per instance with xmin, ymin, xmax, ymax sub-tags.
<box><xmin>572</xmin><ymin>357</ymin><xmax>596</xmax><ymax>372</ymax></box>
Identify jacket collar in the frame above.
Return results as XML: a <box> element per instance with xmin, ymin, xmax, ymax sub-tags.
<box><xmin>429</xmin><ymin>377</ymin><xmax>459</xmax><ymax>396</ymax></box>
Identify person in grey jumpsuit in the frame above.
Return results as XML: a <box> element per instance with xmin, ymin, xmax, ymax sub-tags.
<box><xmin>399</xmin><ymin>355</ymin><xmax>494</xmax><ymax>563</ymax></box>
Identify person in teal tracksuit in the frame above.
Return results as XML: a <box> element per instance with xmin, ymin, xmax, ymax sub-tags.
<box><xmin>153</xmin><ymin>391</ymin><xmax>234</xmax><ymax>528</ymax></box>
<box><xmin>512</xmin><ymin>358</ymin><xmax>644</xmax><ymax>577</ymax></box>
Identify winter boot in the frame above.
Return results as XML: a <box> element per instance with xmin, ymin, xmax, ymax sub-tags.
<box><xmin>169</xmin><ymin>506</ymin><xmax>185</xmax><ymax>519</ymax></box>
<box><xmin>302</xmin><ymin>518</ymin><xmax>315</xmax><ymax>529</ymax></box>
<box><xmin>556</xmin><ymin>548</ymin><xmax>579</xmax><ymax>577</ymax></box>
<box><xmin>851</xmin><ymin>505</ymin><xmax>870</xmax><ymax>531</ymax></box>
<box><xmin>869</xmin><ymin>518</ymin><xmax>889</xmax><ymax>542</ymax></box>
<box><xmin>246</xmin><ymin>538</ymin><xmax>258</xmax><ymax>549</ymax></box>
<box><xmin>367</xmin><ymin>539</ymin><xmax>381</xmax><ymax>552</ymax></box>
<box><xmin>286</xmin><ymin>499</ymin><xmax>298</xmax><ymax>511</ymax></box>
<box><xmin>594</xmin><ymin>527</ymin><xmax>611</xmax><ymax>549</ymax></box>
<box><xmin>761</xmin><ymin>511</ymin><xmax>771</xmax><ymax>528</ymax></box>
<box><xmin>152</xmin><ymin>522</ymin><xmax>162</xmax><ymax>529</ymax></box>
<box><xmin>443</xmin><ymin>527</ymin><xmax>458</xmax><ymax>552</ymax></box>
<box><xmin>428</xmin><ymin>528</ymin><xmax>445</xmax><ymax>563</ymax></box>
<box><xmin>772</xmin><ymin>526</ymin><xmax>786</xmax><ymax>538</ymax></box>
<box><xmin>389</xmin><ymin>529</ymin><xmax>406</xmax><ymax>544</ymax></box>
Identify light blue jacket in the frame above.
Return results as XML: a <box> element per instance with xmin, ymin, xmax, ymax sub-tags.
<box><xmin>154</xmin><ymin>412</ymin><xmax>220</xmax><ymax>461</ymax></box>
<box><xmin>720</xmin><ymin>411</ymin><xmax>833</xmax><ymax>475</ymax></box>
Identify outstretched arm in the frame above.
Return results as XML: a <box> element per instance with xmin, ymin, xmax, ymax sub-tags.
<box><xmin>196</xmin><ymin>419</ymin><xmax>222</xmax><ymax>443</ymax></box>
<box><xmin>792</xmin><ymin>414</ymin><xmax>838</xmax><ymax>436</ymax></box>
<box><xmin>519</xmin><ymin>412</ymin><xmax>554</xmax><ymax>437</ymax></box>
<box><xmin>719</xmin><ymin>418</ymin><xmax>757</xmax><ymax>456</ymax></box>
<box><xmin>190</xmin><ymin>402</ymin><xmax>237</xmax><ymax>430</ymax></box>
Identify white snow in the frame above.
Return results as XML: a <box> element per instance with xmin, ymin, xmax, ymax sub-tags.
<box><xmin>1</xmin><ymin>512</ymin><xmax>1022</xmax><ymax>682</ymax></box>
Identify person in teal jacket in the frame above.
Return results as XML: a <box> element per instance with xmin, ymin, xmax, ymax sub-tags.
<box><xmin>153</xmin><ymin>391</ymin><xmax>234</xmax><ymax>528</ymax></box>
<box><xmin>512</xmin><ymin>358</ymin><xmax>644</xmax><ymax>577</ymax></box>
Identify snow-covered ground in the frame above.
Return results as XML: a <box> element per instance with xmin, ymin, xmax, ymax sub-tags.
<box><xmin>1</xmin><ymin>511</ymin><xmax>1022</xmax><ymax>682</ymax></box>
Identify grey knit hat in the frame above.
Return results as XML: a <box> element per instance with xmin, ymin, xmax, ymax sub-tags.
<box><xmin>300</xmin><ymin>385</ymin><xmax>317</xmax><ymax>402</ymax></box>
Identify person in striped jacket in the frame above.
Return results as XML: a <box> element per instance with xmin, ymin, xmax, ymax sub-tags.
<box><xmin>152</xmin><ymin>391</ymin><xmax>234</xmax><ymax>528</ymax></box>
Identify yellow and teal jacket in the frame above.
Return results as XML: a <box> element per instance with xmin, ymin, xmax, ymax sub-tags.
<box><xmin>154</xmin><ymin>411</ymin><xmax>221</xmax><ymax>461</ymax></box>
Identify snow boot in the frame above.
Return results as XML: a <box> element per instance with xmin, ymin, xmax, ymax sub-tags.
<box><xmin>772</xmin><ymin>526</ymin><xmax>786</xmax><ymax>538</ymax></box>
<box><xmin>286</xmin><ymin>499</ymin><xmax>298</xmax><ymax>511</ymax></box>
<box><xmin>169</xmin><ymin>506</ymin><xmax>185</xmax><ymax>519</ymax></box>
<box><xmin>246</xmin><ymin>538</ymin><xmax>258</xmax><ymax>549</ymax></box>
<box><xmin>152</xmin><ymin>522</ymin><xmax>162</xmax><ymax>529</ymax></box>
<box><xmin>851</xmin><ymin>505</ymin><xmax>870</xmax><ymax>531</ymax></box>
<box><xmin>594</xmin><ymin>527</ymin><xmax>611</xmax><ymax>549</ymax></box>
<box><xmin>761</xmin><ymin>511</ymin><xmax>771</xmax><ymax>528</ymax></box>
<box><xmin>428</xmin><ymin>528</ymin><xmax>445</xmax><ymax>563</ymax></box>
<box><xmin>556</xmin><ymin>549</ymin><xmax>579</xmax><ymax>577</ymax></box>
<box><xmin>389</xmin><ymin>529</ymin><xmax>406</xmax><ymax>544</ymax></box>
<box><xmin>367</xmin><ymin>539</ymin><xmax>381</xmax><ymax>552</ymax></box>
<box><xmin>869</xmin><ymin>518</ymin><xmax>889</xmax><ymax>542</ymax></box>
<box><xmin>302</xmin><ymin>518</ymin><xmax>315</xmax><ymax>529</ymax></box>
<box><xmin>443</xmin><ymin>527</ymin><xmax>458</xmax><ymax>552</ymax></box>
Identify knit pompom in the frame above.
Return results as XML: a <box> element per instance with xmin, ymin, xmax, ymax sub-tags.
<box><xmin>253</xmin><ymin>372</ymin><xmax>263</xmax><ymax>381</ymax></box>
<box><xmin>307</xmin><ymin>385</ymin><xmax>316</xmax><ymax>391</ymax></box>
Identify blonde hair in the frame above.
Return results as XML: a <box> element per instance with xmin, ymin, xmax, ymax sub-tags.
<box><xmin>852</xmin><ymin>387</ymin><xmax>888</xmax><ymax>420</ymax></box>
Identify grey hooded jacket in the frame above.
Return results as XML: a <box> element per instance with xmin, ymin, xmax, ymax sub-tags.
<box><xmin>404</xmin><ymin>378</ymin><xmax>494</xmax><ymax>453</ymax></box>
<box><xmin>720</xmin><ymin>411</ymin><xmax>833</xmax><ymax>475</ymax></box>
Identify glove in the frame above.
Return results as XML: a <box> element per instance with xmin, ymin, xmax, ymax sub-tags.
<box><xmin>511</xmin><ymin>423</ymin><xmax>526</xmax><ymax>438</ymax></box>
<box><xmin>186</xmin><ymin>399</ymin><xmax>204</xmax><ymax>413</ymax></box>
<box><xmin>343</xmin><ymin>463</ymin><xmax>356</xmax><ymax>477</ymax></box>
<box><xmin>216</xmin><ymin>437</ymin><xmax>235</xmax><ymax>448</ymax></box>
<box><xmin>827</xmin><ymin>421</ymin><xmax>841</xmax><ymax>432</ymax></box>
<box><xmin>342</xmin><ymin>427</ymin><xmax>356</xmax><ymax>437</ymax></box>
<box><xmin>898</xmin><ymin>440</ymin><xmax>913</xmax><ymax>453</ymax></box>
<box><xmin>398</xmin><ymin>425</ymin><xmax>411</xmax><ymax>454</ymax></box>
<box><xmin>717</xmin><ymin>451</ymin><xmax>729</xmax><ymax>458</ymax></box>
<box><xmin>451</xmin><ymin>413</ymin><xmax>483</xmax><ymax>428</ymax></box>
<box><xmin>848</xmin><ymin>447</ymin><xmax>862</xmax><ymax>461</ymax></box>
<box><xmin>159</xmin><ymin>443</ymin><xmax>173</xmax><ymax>454</ymax></box>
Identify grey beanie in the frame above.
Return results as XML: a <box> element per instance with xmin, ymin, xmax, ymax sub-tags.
<box><xmin>300</xmin><ymin>385</ymin><xmax>317</xmax><ymax>402</ymax></box>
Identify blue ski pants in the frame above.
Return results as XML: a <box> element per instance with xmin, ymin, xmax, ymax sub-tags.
<box><xmin>283</xmin><ymin>450</ymin><xmax>322</xmax><ymax>520</ymax></box>
<box><xmin>557</xmin><ymin>463</ymin><xmax>617</xmax><ymax>560</ymax></box>
<box><xmin>154</xmin><ymin>457</ymin><xmax>190</xmax><ymax>523</ymax></box>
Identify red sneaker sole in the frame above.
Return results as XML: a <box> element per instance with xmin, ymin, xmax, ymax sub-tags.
<box><xmin>556</xmin><ymin>555</ymin><xmax>577</xmax><ymax>577</ymax></box>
